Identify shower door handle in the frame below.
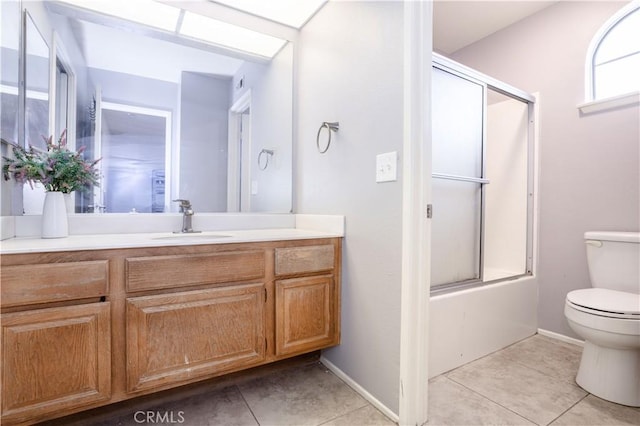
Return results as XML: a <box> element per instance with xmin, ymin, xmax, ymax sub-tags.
<box><xmin>432</xmin><ymin>173</ymin><xmax>490</xmax><ymax>184</ymax></box>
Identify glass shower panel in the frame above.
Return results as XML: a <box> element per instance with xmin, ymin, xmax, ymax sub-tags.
<box><xmin>432</xmin><ymin>67</ymin><xmax>484</xmax><ymax>178</ymax></box>
<box><xmin>431</xmin><ymin>65</ymin><xmax>485</xmax><ymax>288</ymax></box>
<box><xmin>431</xmin><ymin>179</ymin><xmax>482</xmax><ymax>286</ymax></box>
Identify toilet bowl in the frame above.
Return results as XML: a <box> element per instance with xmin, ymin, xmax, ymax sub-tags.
<box><xmin>564</xmin><ymin>231</ymin><xmax>640</xmax><ymax>407</ymax></box>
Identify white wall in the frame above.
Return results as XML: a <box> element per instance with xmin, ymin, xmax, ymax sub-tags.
<box><xmin>451</xmin><ymin>1</ymin><xmax>640</xmax><ymax>339</ymax></box>
<box><xmin>233</xmin><ymin>43</ymin><xmax>294</xmax><ymax>213</ymax></box>
<box><xmin>180</xmin><ymin>72</ymin><xmax>230</xmax><ymax>212</ymax></box>
<box><xmin>296</xmin><ymin>0</ymin><xmax>405</xmax><ymax>415</ymax></box>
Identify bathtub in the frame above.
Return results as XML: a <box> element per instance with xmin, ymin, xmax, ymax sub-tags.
<box><xmin>428</xmin><ymin>275</ymin><xmax>538</xmax><ymax>377</ymax></box>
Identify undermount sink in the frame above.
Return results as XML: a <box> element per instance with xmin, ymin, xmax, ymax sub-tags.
<box><xmin>152</xmin><ymin>233</ymin><xmax>231</xmax><ymax>241</ymax></box>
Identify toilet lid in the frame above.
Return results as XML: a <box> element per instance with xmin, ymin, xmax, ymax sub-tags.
<box><xmin>567</xmin><ymin>288</ymin><xmax>640</xmax><ymax>317</ymax></box>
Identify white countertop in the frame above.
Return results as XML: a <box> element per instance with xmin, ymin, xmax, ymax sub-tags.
<box><xmin>0</xmin><ymin>228</ymin><xmax>343</xmax><ymax>254</ymax></box>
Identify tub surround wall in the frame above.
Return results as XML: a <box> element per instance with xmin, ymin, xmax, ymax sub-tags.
<box><xmin>449</xmin><ymin>1</ymin><xmax>640</xmax><ymax>340</ymax></box>
<box><xmin>429</xmin><ymin>277</ymin><xmax>538</xmax><ymax>377</ymax></box>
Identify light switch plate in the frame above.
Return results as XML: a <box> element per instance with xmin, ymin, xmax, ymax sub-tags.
<box><xmin>376</xmin><ymin>151</ymin><xmax>397</xmax><ymax>183</ymax></box>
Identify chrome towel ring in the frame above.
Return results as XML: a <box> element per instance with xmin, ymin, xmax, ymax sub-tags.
<box><xmin>316</xmin><ymin>122</ymin><xmax>339</xmax><ymax>154</ymax></box>
<box><xmin>258</xmin><ymin>149</ymin><xmax>274</xmax><ymax>170</ymax></box>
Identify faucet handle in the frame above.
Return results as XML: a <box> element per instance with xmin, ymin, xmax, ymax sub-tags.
<box><xmin>172</xmin><ymin>199</ymin><xmax>192</xmax><ymax>212</ymax></box>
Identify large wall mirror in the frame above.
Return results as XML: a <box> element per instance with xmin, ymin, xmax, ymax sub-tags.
<box><xmin>0</xmin><ymin>0</ymin><xmax>23</xmax><ymax>215</ymax></box>
<box><xmin>1</xmin><ymin>2</ymin><xmax>52</xmax><ymax>216</ymax></box>
<box><xmin>7</xmin><ymin>0</ymin><xmax>294</xmax><ymax>216</ymax></box>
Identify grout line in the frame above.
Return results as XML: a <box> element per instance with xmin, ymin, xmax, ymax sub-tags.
<box><xmin>316</xmin><ymin>406</ymin><xmax>366</xmax><ymax>426</ymax></box>
<box><xmin>443</xmin><ymin>375</ymin><xmax>541</xmax><ymax>425</ymax></box>
<box><xmin>545</xmin><ymin>393</ymin><xmax>589</xmax><ymax>425</ymax></box>
<box><xmin>481</xmin><ymin>335</ymin><xmax>584</xmax><ymax>387</ymax></box>
<box><xmin>236</xmin><ymin>385</ymin><xmax>261</xmax><ymax>426</ymax></box>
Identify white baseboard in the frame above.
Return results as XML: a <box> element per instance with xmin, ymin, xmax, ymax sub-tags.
<box><xmin>319</xmin><ymin>356</ymin><xmax>399</xmax><ymax>424</ymax></box>
<box><xmin>538</xmin><ymin>328</ymin><xmax>584</xmax><ymax>347</ymax></box>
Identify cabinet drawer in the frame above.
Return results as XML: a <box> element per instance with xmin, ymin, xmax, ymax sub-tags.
<box><xmin>1</xmin><ymin>302</ymin><xmax>111</xmax><ymax>424</ymax></box>
<box><xmin>126</xmin><ymin>283</ymin><xmax>266</xmax><ymax>392</ymax></box>
<box><xmin>0</xmin><ymin>261</ymin><xmax>109</xmax><ymax>307</ymax></box>
<box><xmin>126</xmin><ymin>251</ymin><xmax>265</xmax><ymax>292</ymax></box>
<box><xmin>275</xmin><ymin>245</ymin><xmax>335</xmax><ymax>276</ymax></box>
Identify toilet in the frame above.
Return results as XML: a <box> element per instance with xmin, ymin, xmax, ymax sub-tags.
<box><xmin>564</xmin><ymin>231</ymin><xmax>640</xmax><ymax>407</ymax></box>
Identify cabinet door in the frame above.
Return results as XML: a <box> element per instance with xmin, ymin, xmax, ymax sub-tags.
<box><xmin>126</xmin><ymin>283</ymin><xmax>265</xmax><ymax>393</ymax></box>
<box><xmin>275</xmin><ymin>275</ymin><xmax>338</xmax><ymax>356</ymax></box>
<box><xmin>1</xmin><ymin>303</ymin><xmax>111</xmax><ymax>424</ymax></box>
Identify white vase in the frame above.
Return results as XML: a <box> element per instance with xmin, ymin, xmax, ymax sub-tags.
<box><xmin>42</xmin><ymin>191</ymin><xmax>69</xmax><ymax>238</ymax></box>
<box><xmin>64</xmin><ymin>192</ymin><xmax>74</xmax><ymax>214</ymax></box>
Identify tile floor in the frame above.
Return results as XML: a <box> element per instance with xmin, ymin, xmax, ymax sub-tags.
<box><xmin>44</xmin><ymin>335</ymin><xmax>639</xmax><ymax>426</ymax></box>
<box><xmin>427</xmin><ymin>334</ymin><xmax>640</xmax><ymax>426</ymax></box>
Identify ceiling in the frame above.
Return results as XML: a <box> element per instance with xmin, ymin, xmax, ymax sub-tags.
<box><xmin>433</xmin><ymin>1</ymin><xmax>559</xmax><ymax>54</ymax></box>
<box><xmin>210</xmin><ymin>0</ymin><xmax>327</xmax><ymax>28</ymax></box>
<box><xmin>48</xmin><ymin>0</ymin><xmax>562</xmax><ymax>83</ymax></box>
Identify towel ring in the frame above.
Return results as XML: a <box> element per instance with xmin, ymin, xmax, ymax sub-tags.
<box><xmin>316</xmin><ymin>122</ymin><xmax>339</xmax><ymax>154</ymax></box>
<box><xmin>258</xmin><ymin>149</ymin><xmax>274</xmax><ymax>170</ymax></box>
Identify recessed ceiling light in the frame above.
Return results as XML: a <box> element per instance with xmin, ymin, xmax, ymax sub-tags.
<box><xmin>179</xmin><ymin>12</ymin><xmax>287</xmax><ymax>58</ymax></box>
<box><xmin>210</xmin><ymin>0</ymin><xmax>327</xmax><ymax>28</ymax></box>
<box><xmin>56</xmin><ymin>0</ymin><xmax>181</xmax><ymax>32</ymax></box>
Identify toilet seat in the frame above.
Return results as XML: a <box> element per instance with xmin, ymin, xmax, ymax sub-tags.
<box><xmin>566</xmin><ymin>288</ymin><xmax>640</xmax><ymax>320</ymax></box>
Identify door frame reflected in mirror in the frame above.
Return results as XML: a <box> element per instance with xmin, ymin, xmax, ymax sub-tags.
<box><xmin>227</xmin><ymin>89</ymin><xmax>252</xmax><ymax>213</ymax></box>
<box><xmin>95</xmin><ymin>100</ymin><xmax>173</xmax><ymax>213</ymax></box>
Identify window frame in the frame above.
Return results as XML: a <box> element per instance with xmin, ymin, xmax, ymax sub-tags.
<box><xmin>581</xmin><ymin>1</ymin><xmax>640</xmax><ymax>113</ymax></box>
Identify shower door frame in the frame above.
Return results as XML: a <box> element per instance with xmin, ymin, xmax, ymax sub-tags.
<box><xmin>431</xmin><ymin>53</ymin><xmax>536</xmax><ymax>294</ymax></box>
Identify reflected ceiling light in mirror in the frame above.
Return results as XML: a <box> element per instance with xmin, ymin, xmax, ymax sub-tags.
<box><xmin>210</xmin><ymin>0</ymin><xmax>327</xmax><ymax>28</ymax></box>
<box><xmin>56</xmin><ymin>0</ymin><xmax>181</xmax><ymax>32</ymax></box>
<box><xmin>179</xmin><ymin>12</ymin><xmax>287</xmax><ymax>58</ymax></box>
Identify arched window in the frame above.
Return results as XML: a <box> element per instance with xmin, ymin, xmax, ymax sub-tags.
<box><xmin>585</xmin><ymin>1</ymin><xmax>640</xmax><ymax>102</ymax></box>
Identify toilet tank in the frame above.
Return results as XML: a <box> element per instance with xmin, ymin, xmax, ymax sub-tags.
<box><xmin>584</xmin><ymin>231</ymin><xmax>640</xmax><ymax>294</ymax></box>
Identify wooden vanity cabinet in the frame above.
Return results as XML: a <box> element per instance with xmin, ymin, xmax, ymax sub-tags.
<box><xmin>125</xmin><ymin>283</ymin><xmax>267</xmax><ymax>393</ymax></box>
<box><xmin>274</xmin><ymin>244</ymin><xmax>341</xmax><ymax>357</ymax></box>
<box><xmin>123</xmin><ymin>249</ymin><xmax>269</xmax><ymax>393</ymax></box>
<box><xmin>0</xmin><ymin>256</ymin><xmax>111</xmax><ymax>426</ymax></box>
<box><xmin>0</xmin><ymin>237</ymin><xmax>341</xmax><ymax>425</ymax></box>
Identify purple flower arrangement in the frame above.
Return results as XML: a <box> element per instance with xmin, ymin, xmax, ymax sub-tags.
<box><xmin>2</xmin><ymin>130</ymin><xmax>100</xmax><ymax>193</ymax></box>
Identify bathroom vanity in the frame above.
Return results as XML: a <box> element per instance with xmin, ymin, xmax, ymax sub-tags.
<box><xmin>0</xmin><ymin>231</ymin><xmax>341</xmax><ymax>425</ymax></box>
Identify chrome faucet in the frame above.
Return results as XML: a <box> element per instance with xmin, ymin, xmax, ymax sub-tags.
<box><xmin>173</xmin><ymin>199</ymin><xmax>200</xmax><ymax>233</ymax></box>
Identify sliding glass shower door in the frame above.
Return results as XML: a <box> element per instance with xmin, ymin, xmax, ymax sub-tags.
<box><xmin>431</xmin><ymin>58</ymin><xmax>534</xmax><ymax>292</ymax></box>
<box><xmin>431</xmin><ymin>67</ymin><xmax>485</xmax><ymax>287</ymax></box>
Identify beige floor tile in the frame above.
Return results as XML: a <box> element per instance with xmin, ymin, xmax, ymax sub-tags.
<box><xmin>551</xmin><ymin>394</ymin><xmax>640</xmax><ymax>426</ymax></box>
<box><xmin>498</xmin><ymin>335</ymin><xmax>582</xmax><ymax>385</ymax></box>
<box><xmin>238</xmin><ymin>362</ymin><xmax>368</xmax><ymax>426</ymax></box>
<box><xmin>81</xmin><ymin>386</ymin><xmax>258</xmax><ymax>426</ymax></box>
<box><xmin>320</xmin><ymin>405</ymin><xmax>396</xmax><ymax>426</ymax></box>
<box><xmin>446</xmin><ymin>351</ymin><xmax>587</xmax><ymax>425</ymax></box>
<box><xmin>426</xmin><ymin>376</ymin><xmax>535</xmax><ymax>426</ymax></box>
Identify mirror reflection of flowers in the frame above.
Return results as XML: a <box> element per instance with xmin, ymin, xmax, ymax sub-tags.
<box><xmin>2</xmin><ymin>130</ymin><xmax>101</xmax><ymax>193</ymax></box>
